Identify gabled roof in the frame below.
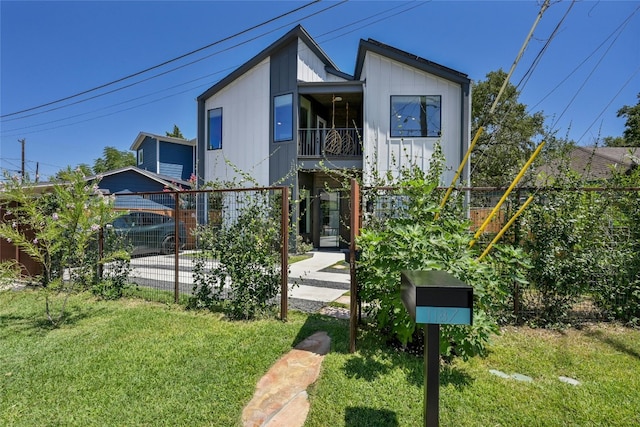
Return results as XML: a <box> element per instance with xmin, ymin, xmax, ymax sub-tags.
<box><xmin>536</xmin><ymin>146</ymin><xmax>640</xmax><ymax>183</ymax></box>
<box><xmin>197</xmin><ymin>25</ymin><xmax>341</xmax><ymax>101</ymax></box>
<box><xmin>130</xmin><ymin>131</ymin><xmax>196</xmax><ymax>151</ymax></box>
<box><xmin>354</xmin><ymin>38</ymin><xmax>470</xmax><ymax>85</ymax></box>
<box><xmin>86</xmin><ymin>166</ymin><xmax>193</xmax><ymax>191</ymax></box>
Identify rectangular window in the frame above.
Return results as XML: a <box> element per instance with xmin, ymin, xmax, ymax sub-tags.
<box><xmin>390</xmin><ymin>95</ymin><xmax>441</xmax><ymax>137</ymax></box>
<box><xmin>137</xmin><ymin>149</ymin><xmax>144</xmax><ymax>165</ymax></box>
<box><xmin>208</xmin><ymin>108</ymin><xmax>222</xmax><ymax>150</ymax></box>
<box><xmin>274</xmin><ymin>93</ymin><xmax>293</xmax><ymax>142</ymax></box>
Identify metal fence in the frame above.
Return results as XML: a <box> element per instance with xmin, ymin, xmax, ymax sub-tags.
<box><xmin>100</xmin><ymin>187</ymin><xmax>290</xmax><ymax>319</ymax></box>
<box><xmin>359</xmin><ymin>185</ymin><xmax>640</xmax><ymax>325</ymax></box>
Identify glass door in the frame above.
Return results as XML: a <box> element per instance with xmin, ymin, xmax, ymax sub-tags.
<box><xmin>319</xmin><ymin>191</ymin><xmax>340</xmax><ymax>248</ymax></box>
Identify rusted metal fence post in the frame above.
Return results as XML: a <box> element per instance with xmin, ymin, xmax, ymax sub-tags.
<box><xmin>280</xmin><ymin>186</ymin><xmax>289</xmax><ymax>321</ymax></box>
<box><xmin>98</xmin><ymin>226</ymin><xmax>104</xmax><ymax>280</ymax></box>
<box><xmin>174</xmin><ymin>191</ymin><xmax>180</xmax><ymax>304</ymax></box>
<box><xmin>349</xmin><ymin>178</ymin><xmax>360</xmax><ymax>353</ymax></box>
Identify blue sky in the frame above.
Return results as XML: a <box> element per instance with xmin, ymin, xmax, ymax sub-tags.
<box><xmin>1</xmin><ymin>0</ymin><xmax>639</xmax><ymax>180</ymax></box>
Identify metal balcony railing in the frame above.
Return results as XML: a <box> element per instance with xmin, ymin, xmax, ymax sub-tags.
<box><xmin>298</xmin><ymin>128</ymin><xmax>363</xmax><ymax>157</ymax></box>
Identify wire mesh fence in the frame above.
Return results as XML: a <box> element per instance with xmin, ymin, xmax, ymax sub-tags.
<box><xmin>100</xmin><ymin>187</ymin><xmax>289</xmax><ymax>317</ymax></box>
<box><xmin>359</xmin><ymin>185</ymin><xmax>640</xmax><ymax>325</ymax></box>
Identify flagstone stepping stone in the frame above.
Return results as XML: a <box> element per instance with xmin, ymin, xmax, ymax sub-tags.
<box><xmin>489</xmin><ymin>369</ymin><xmax>533</xmax><ymax>382</ymax></box>
<box><xmin>489</xmin><ymin>369</ymin><xmax>511</xmax><ymax>379</ymax></box>
<box><xmin>511</xmin><ymin>373</ymin><xmax>533</xmax><ymax>382</ymax></box>
<box><xmin>242</xmin><ymin>331</ymin><xmax>330</xmax><ymax>427</ymax></box>
<box><xmin>558</xmin><ymin>376</ymin><xmax>580</xmax><ymax>386</ymax></box>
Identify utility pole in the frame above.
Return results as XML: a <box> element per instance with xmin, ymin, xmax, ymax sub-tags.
<box><xmin>19</xmin><ymin>138</ymin><xmax>25</xmax><ymax>178</ymax></box>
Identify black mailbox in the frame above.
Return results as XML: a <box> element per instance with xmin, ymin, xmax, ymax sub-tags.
<box><xmin>401</xmin><ymin>270</ymin><xmax>473</xmax><ymax>325</ymax></box>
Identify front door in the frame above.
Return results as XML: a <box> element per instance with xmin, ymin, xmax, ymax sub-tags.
<box><xmin>319</xmin><ymin>191</ymin><xmax>340</xmax><ymax>248</ymax></box>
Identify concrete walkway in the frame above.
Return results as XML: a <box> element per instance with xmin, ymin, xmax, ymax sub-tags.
<box><xmin>125</xmin><ymin>250</ymin><xmax>349</xmax><ymax>309</ymax></box>
<box><xmin>287</xmin><ymin>250</ymin><xmax>349</xmax><ymax>304</ymax></box>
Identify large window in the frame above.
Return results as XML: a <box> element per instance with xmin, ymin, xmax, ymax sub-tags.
<box><xmin>208</xmin><ymin>108</ymin><xmax>222</xmax><ymax>150</ymax></box>
<box><xmin>390</xmin><ymin>95</ymin><xmax>441</xmax><ymax>137</ymax></box>
<box><xmin>274</xmin><ymin>93</ymin><xmax>293</xmax><ymax>142</ymax></box>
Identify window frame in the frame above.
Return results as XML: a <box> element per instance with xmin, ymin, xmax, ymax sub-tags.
<box><xmin>207</xmin><ymin>107</ymin><xmax>223</xmax><ymax>150</ymax></box>
<box><xmin>137</xmin><ymin>148</ymin><xmax>144</xmax><ymax>165</ymax></box>
<box><xmin>273</xmin><ymin>93</ymin><xmax>294</xmax><ymax>143</ymax></box>
<box><xmin>390</xmin><ymin>95</ymin><xmax>442</xmax><ymax>138</ymax></box>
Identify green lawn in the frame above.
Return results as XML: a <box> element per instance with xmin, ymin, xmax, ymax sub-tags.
<box><xmin>2</xmin><ymin>289</ymin><xmax>639</xmax><ymax>426</ymax></box>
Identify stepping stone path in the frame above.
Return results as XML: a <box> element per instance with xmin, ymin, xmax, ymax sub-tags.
<box><xmin>242</xmin><ymin>331</ymin><xmax>330</xmax><ymax>427</ymax></box>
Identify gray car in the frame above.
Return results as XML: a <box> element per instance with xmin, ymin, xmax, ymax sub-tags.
<box><xmin>109</xmin><ymin>212</ymin><xmax>187</xmax><ymax>256</ymax></box>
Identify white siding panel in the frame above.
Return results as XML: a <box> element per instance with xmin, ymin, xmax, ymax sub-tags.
<box><xmin>362</xmin><ymin>52</ymin><xmax>463</xmax><ymax>186</ymax></box>
<box><xmin>204</xmin><ymin>58</ymin><xmax>271</xmax><ymax>186</ymax></box>
<box><xmin>297</xmin><ymin>39</ymin><xmax>347</xmax><ymax>83</ymax></box>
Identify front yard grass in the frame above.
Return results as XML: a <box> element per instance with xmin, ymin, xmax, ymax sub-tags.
<box><xmin>1</xmin><ymin>289</ymin><xmax>639</xmax><ymax>426</ymax></box>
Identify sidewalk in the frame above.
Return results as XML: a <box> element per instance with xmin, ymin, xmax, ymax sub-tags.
<box><xmin>286</xmin><ymin>250</ymin><xmax>350</xmax><ymax>313</ymax></box>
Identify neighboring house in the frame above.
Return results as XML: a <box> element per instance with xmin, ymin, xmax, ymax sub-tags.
<box><xmin>196</xmin><ymin>25</ymin><xmax>471</xmax><ymax>248</ymax></box>
<box><xmin>130</xmin><ymin>132</ymin><xmax>196</xmax><ymax>182</ymax></box>
<box><xmin>536</xmin><ymin>146</ymin><xmax>640</xmax><ymax>185</ymax></box>
<box><xmin>88</xmin><ymin>166</ymin><xmax>192</xmax><ymax>194</ymax></box>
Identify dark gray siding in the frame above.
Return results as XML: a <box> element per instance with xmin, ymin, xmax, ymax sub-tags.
<box><xmin>269</xmin><ymin>39</ymin><xmax>298</xmax><ymax>187</ymax></box>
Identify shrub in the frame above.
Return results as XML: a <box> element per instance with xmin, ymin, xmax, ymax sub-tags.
<box><xmin>191</xmin><ymin>190</ymin><xmax>284</xmax><ymax>319</ymax></box>
<box><xmin>357</xmin><ymin>146</ymin><xmax>514</xmax><ymax>361</ymax></box>
<box><xmin>0</xmin><ymin>169</ymin><xmax>129</xmax><ymax>324</ymax></box>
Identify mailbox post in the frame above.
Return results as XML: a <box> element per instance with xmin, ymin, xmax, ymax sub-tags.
<box><xmin>401</xmin><ymin>270</ymin><xmax>473</xmax><ymax>427</ymax></box>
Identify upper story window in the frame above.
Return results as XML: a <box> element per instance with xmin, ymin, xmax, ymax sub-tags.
<box><xmin>208</xmin><ymin>108</ymin><xmax>222</xmax><ymax>150</ymax></box>
<box><xmin>390</xmin><ymin>95</ymin><xmax>441</xmax><ymax>138</ymax></box>
<box><xmin>137</xmin><ymin>149</ymin><xmax>144</xmax><ymax>165</ymax></box>
<box><xmin>274</xmin><ymin>93</ymin><xmax>293</xmax><ymax>142</ymax></box>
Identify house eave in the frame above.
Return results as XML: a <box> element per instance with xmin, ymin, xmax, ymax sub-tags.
<box><xmin>298</xmin><ymin>80</ymin><xmax>364</xmax><ymax>95</ymax></box>
<box><xmin>197</xmin><ymin>25</ymin><xmax>340</xmax><ymax>103</ymax></box>
<box><xmin>354</xmin><ymin>38</ymin><xmax>470</xmax><ymax>86</ymax></box>
<box><xmin>130</xmin><ymin>132</ymin><xmax>195</xmax><ymax>151</ymax></box>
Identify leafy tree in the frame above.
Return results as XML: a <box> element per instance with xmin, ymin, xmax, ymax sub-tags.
<box><xmin>166</xmin><ymin>125</ymin><xmax>185</xmax><ymax>139</ymax></box>
<box><xmin>92</xmin><ymin>146</ymin><xmax>135</xmax><ymax>174</ymax></box>
<box><xmin>603</xmin><ymin>136</ymin><xmax>627</xmax><ymax>147</ymax></box>
<box><xmin>471</xmin><ymin>69</ymin><xmax>545</xmax><ymax>187</ymax></box>
<box><xmin>616</xmin><ymin>92</ymin><xmax>640</xmax><ymax>146</ymax></box>
<box><xmin>0</xmin><ymin>169</ymin><xmax>129</xmax><ymax>325</ymax></box>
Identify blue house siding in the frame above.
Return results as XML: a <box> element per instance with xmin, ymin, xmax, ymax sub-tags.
<box><xmin>138</xmin><ymin>137</ymin><xmax>158</xmax><ymax>172</ymax></box>
<box><xmin>99</xmin><ymin>170</ymin><xmax>168</xmax><ymax>193</ymax></box>
<box><xmin>158</xmin><ymin>142</ymin><xmax>194</xmax><ymax>181</ymax></box>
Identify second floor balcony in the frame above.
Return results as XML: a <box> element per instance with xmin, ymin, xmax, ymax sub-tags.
<box><xmin>298</xmin><ymin>128</ymin><xmax>363</xmax><ymax>158</ymax></box>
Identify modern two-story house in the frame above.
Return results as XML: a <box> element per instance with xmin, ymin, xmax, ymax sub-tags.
<box><xmin>131</xmin><ymin>131</ymin><xmax>196</xmax><ymax>183</ymax></box>
<box><xmin>196</xmin><ymin>25</ymin><xmax>471</xmax><ymax>249</ymax></box>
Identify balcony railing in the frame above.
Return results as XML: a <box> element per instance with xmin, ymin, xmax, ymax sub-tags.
<box><xmin>298</xmin><ymin>128</ymin><xmax>363</xmax><ymax>157</ymax></box>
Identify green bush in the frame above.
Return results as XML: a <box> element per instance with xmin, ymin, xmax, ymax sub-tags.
<box><xmin>0</xmin><ymin>169</ymin><xmax>130</xmax><ymax>323</ymax></box>
<box><xmin>357</xmin><ymin>146</ymin><xmax>516</xmax><ymax>361</ymax></box>
<box><xmin>191</xmin><ymin>190</ymin><xmax>283</xmax><ymax>319</ymax></box>
<box><xmin>590</xmin><ymin>166</ymin><xmax>640</xmax><ymax>325</ymax></box>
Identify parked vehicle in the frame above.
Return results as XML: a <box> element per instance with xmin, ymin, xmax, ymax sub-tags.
<box><xmin>108</xmin><ymin>212</ymin><xmax>187</xmax><ymax>256</ymax></box>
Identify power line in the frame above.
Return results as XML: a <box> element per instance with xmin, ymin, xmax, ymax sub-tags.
<box><xmin>1</xmin><ymin>65</ymin><xmax>238</xmax><ymax>134</ymax></box>
<box><xmin>1</xmin><ymin>1</ymin><xmax>348</xmax><ymax>124</ymax></box>
<box><xmin>527</xmin><ymin>3</ymin><xmax>640</xmax><ymax>113</ymax></box>
<box><xmin>515</xmin><ymin>0</ymin><xmax>575</xmax><ymax>92</ymax></box>
<box><xmin>1</xmin><ymin>0</ymin><xmax>419</xmax><ymax>137</ymax></box>
<box><xmin>0</xmin><ymin>0</ymin><xmax>322</xmax><ymax>119</ymax></box>
<box><xmin>576</xmin><ymin>65</ymin><xmax>640</xmax><ymax>144</ymax></box>
<box><xmin>550</xmin><ymin>11</ymin><xmax>635</xmax><ymax>131</ymax></box>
